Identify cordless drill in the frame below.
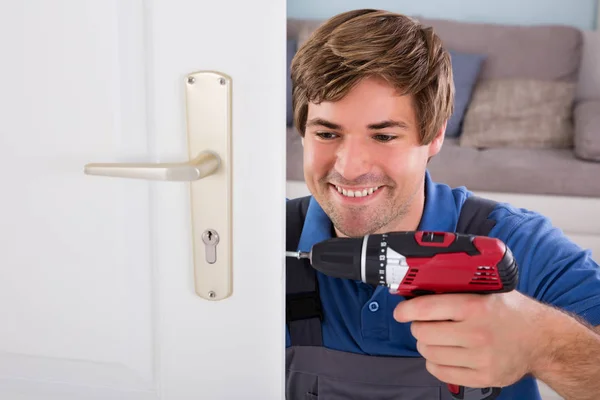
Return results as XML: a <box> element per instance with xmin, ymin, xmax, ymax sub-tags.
<box><xmin>286</xmin><ymin>231</ymin><xmax>519</xmax><ymax>400</ymax></box>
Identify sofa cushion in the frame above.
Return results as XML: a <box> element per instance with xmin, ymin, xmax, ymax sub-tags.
<box><xmin>460</xmin><ymin>79</ymin><xmax>576</xmax><ymax>149</ymax></box>
<box><xmin>445</xmin><ymin>50</ymin><xmax>485</xmax><ymax>138</ymax></box>
<box><xmin>574</xmin><ymin>101</ymin><xmax>600</xmax><ymax>162</ymax></box>
<box><xmin>576</xmin><ymin>30</ymin><xmax>600</xmax><ymax>102</ymax></box>
<box><xmin>427</xmin><ymin>139</ymin><xmax>600</xmax><ymax>198</ymax></box>
<box><xmin>416</xmin><ymin>17</ymin><xmax>583</xmax><ymax>82</ymax></box>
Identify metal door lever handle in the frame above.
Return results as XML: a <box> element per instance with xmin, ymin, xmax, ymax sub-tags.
<box><xmin>84</xmin><ymin>150</ymin><xmax>220</xmax><ymax>181</ymax></box>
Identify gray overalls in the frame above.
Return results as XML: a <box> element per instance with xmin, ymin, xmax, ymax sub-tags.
<box><xmin>286</xmin><ymin>195</ymin><xmax>503</xmax><ymax>400</ymax></box>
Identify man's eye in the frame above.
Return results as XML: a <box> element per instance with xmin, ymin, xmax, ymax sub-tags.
<box><xmin>373</xmin><ymin>134</ymin><xmax>396</xmax><ymax>142</ymax></box>
<box><xmin>316</xmin><ymin>132</ymin><xmax>339</xmax><ymax>140</ymax></box>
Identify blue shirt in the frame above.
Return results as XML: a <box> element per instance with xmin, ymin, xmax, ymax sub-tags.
<box><xmin>286</xmin><ymin>171</ymin><xmax>600</xmax><ymax>399</ymax></box>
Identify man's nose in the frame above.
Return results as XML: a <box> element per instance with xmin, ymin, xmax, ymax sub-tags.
<box><xmin>334</xmin><ymin>138</ymin><xmax>372</xmax><ymax>182</ymax></box>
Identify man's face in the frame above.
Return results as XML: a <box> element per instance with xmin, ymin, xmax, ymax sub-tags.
<box><xmin>303</xmin><ymin>76</ymin><xmax>444</xmax><ymax>237</ymax></box>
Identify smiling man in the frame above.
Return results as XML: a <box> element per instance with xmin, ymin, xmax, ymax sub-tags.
<box><xmin>302</xmin><ymin>76</ymin><xmax>438</xmax><ymax>238</ymax></box>
<box><xmin>285</xmin><ymin>8</ymin><xmax>600</xmax><ymax>400</ymax></box>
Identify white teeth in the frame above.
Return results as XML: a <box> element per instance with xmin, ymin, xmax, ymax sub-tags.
<box><xmin>335</xmin><ymin>185</ymin><xmax>380</xmax><ymax>198</ymax></box>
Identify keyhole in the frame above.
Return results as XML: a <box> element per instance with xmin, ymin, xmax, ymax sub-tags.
<box><xmin>202</xmin><ymin>229</ymin><xmax>219</xmax><ymax>264</ymax></box>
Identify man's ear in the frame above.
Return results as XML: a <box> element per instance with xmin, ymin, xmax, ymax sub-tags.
<box><xmin>427</xmin><ymin>121</ymin><xmax>446</xmax><ymax>158</ymax></box>
<box><xmin>301</xmin><ymin>137</ymin><xmax>304</xmax><ymax>147</ymax></box>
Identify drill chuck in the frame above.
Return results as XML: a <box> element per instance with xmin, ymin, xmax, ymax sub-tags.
<box><xmin>308</xmin><ymin>234</ymin><xmax>413</xmax><ymax>288</ymax></box>
<box><xmin>309</xmin><ymin>237</ymin><xmax>364</xmax><ymax>281</ymax></box>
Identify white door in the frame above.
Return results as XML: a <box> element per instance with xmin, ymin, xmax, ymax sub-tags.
<box><xmin>0</xmin><ymin>1</ymin><xmax>286</xmax><ymax>399</ymax></box>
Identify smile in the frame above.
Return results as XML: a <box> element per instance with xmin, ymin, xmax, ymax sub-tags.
<box><xmin>334</xmin><ymin>185</ymin><xmax>380</xmax><ymax>198</ymax></box>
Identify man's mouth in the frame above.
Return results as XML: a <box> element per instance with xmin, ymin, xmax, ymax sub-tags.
<box><xmin>333</xmin><ymin>184</ymin><xmax>381</xmax><ymax>198</ymax></box>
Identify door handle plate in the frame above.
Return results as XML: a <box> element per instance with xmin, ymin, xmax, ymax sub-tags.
<box><xmin>83</xmin><ymin>71</ymin><xmax>232</xmax><ymax>301</ymax></box>
<box><xmin>186</xmin><ymin>71</ymin><xmax>232</xmax><ymax>301</ymax></box>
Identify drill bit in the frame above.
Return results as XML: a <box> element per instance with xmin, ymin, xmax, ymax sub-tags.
<box><xmin>285</xmin><ymin>251</ymin><xmax>310</xmax><ymax>260</ymax></box>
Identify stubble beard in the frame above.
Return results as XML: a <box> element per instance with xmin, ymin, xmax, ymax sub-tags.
<box><xmin>318</xmin><ymin>182</ymin><xmax>414</xmax><ymax>238</ymax></box>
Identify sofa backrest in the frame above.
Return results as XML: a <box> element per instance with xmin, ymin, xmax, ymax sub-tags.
<box><xmin>415</xmin><ymin>17</ymin><xmax>582</xmax><ymax>83</ymax></box>
<box><xmin>287</xmin><ymin>16</ymin><xmax>600</xmax><ymax>102</ymax></box>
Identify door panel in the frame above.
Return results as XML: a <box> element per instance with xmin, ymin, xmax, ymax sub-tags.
<box><xmin>0</xmin><ymin>0</ymin><xmax>286</xmax><ymax>398</ymax></box>
<box><xmin>0</xmin><ymin>0</ymin><xmax>156</xmax><ymax>396</ymax></box>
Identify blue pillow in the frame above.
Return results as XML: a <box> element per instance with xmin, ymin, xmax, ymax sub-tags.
<box><xmin>287</xmin><ymin>39</ymin><xmax>297</xmax><ymax>126</ymax></box>
<box><xmin>446</xmin><ymin>50</ymin><xmax>486</xmax><ymax>138</ymax></box>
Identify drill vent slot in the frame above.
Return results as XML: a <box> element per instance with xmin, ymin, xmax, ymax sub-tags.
<box><xmin>404</xmin><ymin>269</ymin><xmax>419</xmax><ymax>284</ymax></box>
<box><xmin>471</xmin><ymin>266</ymin><xmax>498</xmax><ymax>284</ymax></box>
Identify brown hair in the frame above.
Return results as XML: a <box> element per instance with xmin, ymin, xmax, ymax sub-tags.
<box><xmin>291</xmin><ymin>9</ymin><xmax>454</xmax><ymax>144</ymax></box>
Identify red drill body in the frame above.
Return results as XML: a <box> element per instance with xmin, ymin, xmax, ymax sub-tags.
<box><xmin>305</xmin><ymin>231</ymin><xmax>517</xmax><ymax>297</ymax></box>
<box><xmin>391</xmin><ymin>232</ymin><xmax>512</xmax><ymax>296</ymax></box>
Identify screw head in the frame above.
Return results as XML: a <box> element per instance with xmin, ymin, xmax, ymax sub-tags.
<box><xmin>219</xmin><ymin>78</ymin><xmax>226</xmax><ymax>85</ymax></box>
<box><xmin>209</xmin><ymin>291</ymin><xmax>216</xmax><ymax>298</ymax></box>
<box><xmin>187</xmin><ymin>76</ymin><xmax>195</xmax><ymax>84</ymax></box>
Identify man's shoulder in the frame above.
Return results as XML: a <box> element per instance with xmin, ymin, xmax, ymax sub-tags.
<box><xmin>461</xmin><ymin>194</ymin><xmax>550</xmax><ymax>236</ymax></box>
<box><xmin>485</xmin><ymin>199</ymin><xmax>548</xmax><ymax>230</ymax></box>
<box><xmin>446</xmin><ymin>187</ymin><xmax>562</xmax><ymax>245</ymax></box>
<box><xmin>474</xmin><ymin>196</ymin><xmax>599</xmax><ymax>315</ymax></box>
<box><xmin>471</xmin><ymin>196</ymin><xmax>575</xmax><ymax>258</ymax></box>
<box><xmin>436</xmin><ymin>181</ymin><xmax>547</xmax><ymax>227</ymax></box>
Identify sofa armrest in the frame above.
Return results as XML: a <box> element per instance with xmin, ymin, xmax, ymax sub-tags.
<box><xmin>574</xmin><ymin>101</ymin><xmax>600</xmax><ymax>162</ymax></box>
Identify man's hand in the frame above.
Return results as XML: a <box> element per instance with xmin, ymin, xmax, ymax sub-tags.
<box><xmin>393</xmin><ymin>291</ymin><xmax>547</xmax><ymax>389</ymax></box>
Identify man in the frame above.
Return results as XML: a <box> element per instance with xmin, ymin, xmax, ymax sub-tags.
<box><xmin>285</xmin><ymin>8</ymin><xmax>600</xmax><ymax>400</ymax></box>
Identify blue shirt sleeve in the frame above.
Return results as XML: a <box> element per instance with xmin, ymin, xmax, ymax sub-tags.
<box><xmin>490</xmin><ymin>204</ymin><xmax>600</xmax><ymax>327</ymax></box>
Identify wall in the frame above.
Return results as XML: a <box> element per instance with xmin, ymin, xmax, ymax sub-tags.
<box><xmin>287</xmin><ymin>0</ymin><xmax>598</xmax><ymax>30</ymax></box>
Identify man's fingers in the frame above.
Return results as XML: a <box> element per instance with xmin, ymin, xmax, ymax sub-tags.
<box><xmin>394</xmin><ymin>293</ymin><xmax>483</xmax><ymax>322</ymax></box>
<box><xmin>410</xmin><ymin>321</ymin><xmax>474</xmax><ymax>347</ymax></box>
<box><xmin>417</xmin><ymin>342</ymin><xmax>477</xmax><ymax>369</ymax></box>
<box><xmin>425</xmin><ymin>361</ymin><xmax>493</xmax><ymax>389</ymax></box>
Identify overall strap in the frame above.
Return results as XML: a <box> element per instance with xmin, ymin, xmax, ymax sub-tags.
<box><xmin>454</xmin><ymin>195</ymin><xmax>502</xmax><ymax>400</ymax></box>
<box><xmin>286</xmin><ymin>196</ymin><xmax>323</xmax><ymax>346</ymax></box>
<box><xmin>456</xmin><ymin>195</ymin><xmax>499</xmax><ymax>236</ymax></box>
